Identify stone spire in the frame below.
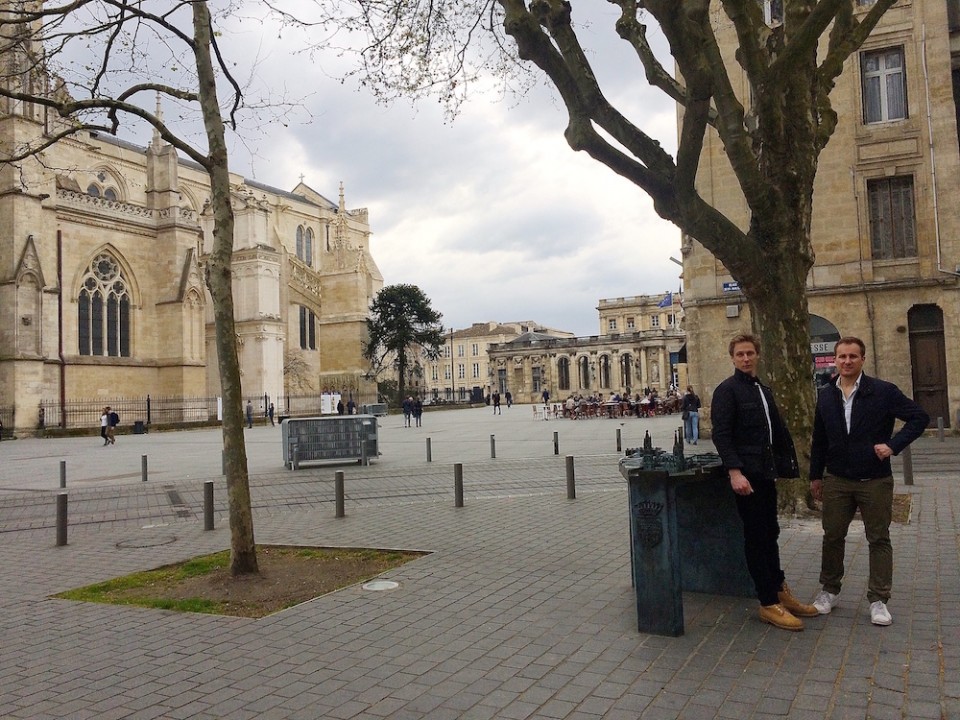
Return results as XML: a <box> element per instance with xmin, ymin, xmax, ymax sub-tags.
<box><xmin>151</xmin><ymin>91</ymin><xmax>163</xmax><ymax>150</ymax></box>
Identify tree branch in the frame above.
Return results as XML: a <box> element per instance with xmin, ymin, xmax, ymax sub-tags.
<box><xmin>609</xmin><ymin>0</ymin><xmax>717</xmax><ymax>126</ymax></box>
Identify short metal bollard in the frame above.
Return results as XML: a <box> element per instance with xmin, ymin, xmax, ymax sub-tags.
<box><xmin>141</xmin><ymin>455</ymin><xmax>148</xmax><ymax>482</ymax></box>
<box><xmin>566</xmin><ymin>455</ymin><xmax>576</xmax><ymax>499</ymax></box>
<box><xmin>490</xmin><ymin>434</ymin><xmax>496</xmax><ymax>459</ymax></box>
<box><xmin>937</xmin><ymin>417</ymin><xmax>944</xmax><ymax>442</ymax></box>
<box><xmin>616</xmin><ymin>429</ymin><xmax>622</xmax><ymax>453</ymax></box>
<box><xmin>335</xmin><ymin>471</ymin><xmax>345</xmax><ymax>518</ymax></box>
<box><xmin>902</xmin><ymin>445</ymin><xmax>914</xmax><ymax>486</ymax></box>
<box><xmin>204</xmin><ymin>481</ymin><xmax>214</xmax><ymax>530</ymax></box>
<box><xmin>56</xmin><ymin>493</ymin><xmax>68</xmax><ymax>546</ymax></box>
<box><xmin>454</xmin><ymin>463</ymin><xmax>464</xmax><ymax>508</ymax></box>
<box><xmin>426</xmin><ymin>437</ymin><xmax>432</xmax><ymax>463</ymax></box>
<box><xmin>553</xmin><ymin>431</ymin><xmax>559</xmax><ymax>456</ymax></box>
<box><xmin>59</xmin><ymin>460</ymin><xmax>66</xmax><ymax>489</ymax></box>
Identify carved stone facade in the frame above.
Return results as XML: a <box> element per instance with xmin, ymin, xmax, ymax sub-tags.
<box><xmin>0</xmin><ymin>102</ymin><xmax>382</xmax><ymax>430</ymax></box>
<box><xmin>481</xmin><ymin>296</ymin><xmax>685</xmax><ymax>404</ymax></box>
<box><xmin>487</xmin><ymin>330</ymin><xmax>685</xmax><ymax>404</ymax></box>
<box><xmin>684</xmin><ymin>1</ymin><xmax>960</xmax><ymax>430</ymax></box>
<box><xmin>414</xmin><ymin>322</ymin><xmax>574</xmax><ymax>402</ymax></box>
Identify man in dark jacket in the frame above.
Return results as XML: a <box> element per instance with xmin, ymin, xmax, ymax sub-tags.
<box><xmin>809</xmin><ymin>337</ymin><xmax>928</xmax><ymax>626</ymax></box>
<box><xmin>712</xmin><ymin>333</ymin><xmax>818</xmax><ymax>631</ymax></box>
<box><xmin>680</xmin><ymin>386</ymin><xmax>702</xmax><ymax>444</ymax></box>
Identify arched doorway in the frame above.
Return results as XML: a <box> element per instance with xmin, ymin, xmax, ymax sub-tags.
<box><xmin>809</xmin><ymin>314</ymin><xmax>841</xmax><ymax>388</ymax></box>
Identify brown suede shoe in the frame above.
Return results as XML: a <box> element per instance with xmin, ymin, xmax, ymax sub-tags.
<box><xmin>778</xmin><ymin>583</ymin><xmax>819</xmax><ymax>618</ymax></box>
<box><xmin>759</xmin><ymin>603</ymin><xmax>804</xmax><ymax>631</ymax></box>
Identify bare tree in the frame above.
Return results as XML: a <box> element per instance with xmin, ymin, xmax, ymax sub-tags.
<box><xmin>284</xmin><ymin>0</ymin><xmax>897</xmax><ymax>508</ymax></box>
<box><xmin>0</xmin><ymin>1</ymin><xmax>264</xmax><ymax>572</ymax></box>
<box><xmin>284</xmin><ymin>349</ymin><xmax>315</xmax><ymax>394</ymax></box>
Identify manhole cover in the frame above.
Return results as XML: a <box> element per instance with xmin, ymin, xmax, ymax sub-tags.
<box><xmin>362</xmin><ymin>580</ymin><xmax>399</xmax><ymax>591</ymax></box>
<box><xmin>116</xmin><ymin>535</ymin><xmax>177</xmax><ymax>549</ymax></box>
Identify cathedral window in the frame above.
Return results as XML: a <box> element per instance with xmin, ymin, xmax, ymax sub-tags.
<box><xmin>103</xmin><ymin>188</ymin><xmax>118</xmax><ymax>202</ymax></box>
<box><xmin>87</xmin><ymin>184</ymin><xmax>101</xmax><ymax>197</ymax></box>
<box><xmin>299</xmin><ymin>305</ymin><xmax>316</xmax><ymax>350</ymax></box>
<box><xmin>305</xmin><ymin>228</ymin><xmax>314</xmax><ymax>267</ymax></box>
<box><xmin>78</xmin><ymin>253</ymin><xmax>130</xmax><ymax>356</ymax></box>
<box><xmin>296</xmin><ymin>226</ymin><xmax>305</xmax><ymax>262</ymax></box>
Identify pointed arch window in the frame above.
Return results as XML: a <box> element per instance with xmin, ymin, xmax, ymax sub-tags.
<box><xmin>296</xmin><ymin>226</ymin><xmax>305</xmax><ymax>261</ymax></box>
<box><xmin>299</xmin><ymin>305</ymin><xmax>316</xmax><ymax>350</ymax></box>
<box><xmin>78</xmin><ymin>253</ymin><xmax>130</xmax><ymax>356</ymax></box>
<box><xmin>305</xmin><ymin>228</ymin><xmax>314</xmax><ymax>267</ymax></box>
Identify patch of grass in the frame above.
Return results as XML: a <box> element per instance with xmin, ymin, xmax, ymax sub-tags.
<box><xmin>54</xmin><ymin>545</ymin><xmax>424</xmax><ymax>618</ymax></box>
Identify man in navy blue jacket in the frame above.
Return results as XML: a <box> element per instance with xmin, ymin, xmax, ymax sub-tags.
<box><xmin>809</xmin><ymin>337</ymin><xmax>928</xmax><ymax>626</ymax></box>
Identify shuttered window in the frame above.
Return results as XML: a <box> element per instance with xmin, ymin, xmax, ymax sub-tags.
<box><xmin>868</xmin><ymin>176</ymin><xmax>917</xmax><ymax>259</ymax></box>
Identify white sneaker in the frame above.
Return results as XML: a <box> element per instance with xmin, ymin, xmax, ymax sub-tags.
<box><xmin>813</xmin><ymin>590</ymin><xmax>839</xmax><ymax>615</ymax></box>
<box><xmin>870</xmin><ymin>601</ymin><xmax>892</xmax><ymax>626</ymax></box>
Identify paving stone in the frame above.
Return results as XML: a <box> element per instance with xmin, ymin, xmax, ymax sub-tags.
<box><xmin>0</xmin><ymin>426</ymin><xmax>955</xmax><ymax>720</ymax></box>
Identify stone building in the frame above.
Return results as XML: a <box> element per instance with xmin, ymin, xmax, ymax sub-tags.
<box><xmin>683</xmin><ymin>0</ymin><xmax>960</xmax><ymax>428</ymax></box>
<box><xmin>412</xmin><ymin>322</ymin><xmax>574</xmax><ymax>402</ymax></box>
<box><xmin>486</xmin><ymin>295</ymin><xmax>685</xmax><ymax>404</ymax></box>
<box><xmin>0</xmin><ymin>95</ymin><xmax>382</xmax><ymax>431</ymax></box>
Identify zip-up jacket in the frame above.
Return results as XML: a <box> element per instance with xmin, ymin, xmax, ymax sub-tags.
<box><xmin>809</xmin><ymin>373</ymin><xmax>928</xmax><ymax>481</ymax></box>
<box><xmin>711</xmin><ymin>368</ymin><xmax>798</xmax><ymax>480</ymax></box>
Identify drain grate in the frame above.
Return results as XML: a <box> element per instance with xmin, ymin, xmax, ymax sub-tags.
<box><xmin>164</xmin><ymin>486</ymin><xmax>194</xmax><ymax>518</ymax></box>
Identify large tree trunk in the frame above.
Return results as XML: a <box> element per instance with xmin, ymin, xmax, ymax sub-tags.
<box><xmin>193</xmin><ymin>2</ymin><xmax>258</xmax><ymax>575</ymax></box>
<box><xmin>742</xmin><ymin>236</ymin><xmax>816</xmax><ymax>513</ymax></box>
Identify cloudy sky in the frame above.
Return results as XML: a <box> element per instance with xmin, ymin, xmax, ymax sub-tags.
<box><xmin>108</xmin><ymin>3</ymin><xmax>683</xmax><ymax>338</ymax></box>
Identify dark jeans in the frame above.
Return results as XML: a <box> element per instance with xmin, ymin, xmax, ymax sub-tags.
<box><xmin>820</xmin><ymin>474</ymin><xmax>893</xmax><ymax>603</ymax></box>
<box><xmin>733</xmin><ymin>475</ymin><xmax>785</xmax><ymax>606</ymax></box>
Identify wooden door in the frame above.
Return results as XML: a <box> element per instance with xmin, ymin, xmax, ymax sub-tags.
<box><xmin>909</xmin><ymin>306</ymin><xmax>948</xmax><ymax>428</ymax></box>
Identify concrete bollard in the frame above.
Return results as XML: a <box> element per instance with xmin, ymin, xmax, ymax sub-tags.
<box><xmin>426</xmin><ymin>437</ymin><xmax>432</xmax><ymax>463</ymax></box>
<box><xmin>204</xmin><ymin>481</ymin><xmax>214</xmax><ymax>530</ymax></box>
<box><xmin>454</xmin><ymin>463</ymin><xmax>464</xmax><ymax>508</ymax></box>
<box><xmin>553</xmin><ymin>431</ymin><xmax>559</xmax><ymax>456</ymax></box>
<box><xmin>56</xmin><ymin>492</ymin><xmax>68</xmax><ymax>546</ymax></box>
<box><xmin>59</xmin><ymin>460</ymin><xmax>66</xmax><ymax>489</ymax></box>
<box><xmin>490</xmin><ymin>434</ymin><xmax>496</xmax><ymax>459</ymax></box>
<box><xmin>141</xmin><ymin>455</ymin><xmax>148</xmax><ymax>482</ymax></box>
<box><xmin>937</xmin><ymin>417</ymin><xmax>944</xmax><ymax>442</ymax></box>
<box><xmin>566</xmin><ymin>455</ymin><xmax>576</xmax><ymax>500</ymax></box>
<box><xmin>335</xmin><ymin>471</ymin><xmax>345</xmax><ymax>518</ymax></box>
<box><xmin>616</xmin><ymin>428</ymin><xmax>622</xmax><ymax>453</ymax></box>
<box><xmin>902</xmin><ymin>445</ymin><xmax>914</xmax><ymax>486</ymax></box>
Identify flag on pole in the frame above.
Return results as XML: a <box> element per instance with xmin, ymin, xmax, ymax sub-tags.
<box><xmin>657</xmin><ymin>292</ymin><xmax>673</xmax><ymax>308</ymax></box>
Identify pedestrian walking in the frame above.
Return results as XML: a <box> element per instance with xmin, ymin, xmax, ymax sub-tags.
<box><xmin>100</xmin><ymin>406</ymin><xmax>109</xmax><ymax>446</ymax></box>
<box><xmin>268</xmin><ymin>402</ymin><xmax>275</xmax><ymax>426</ymax></box>
<box><xmin>107</xmin><ymin>407</ymin><xmax>119</xmax><ymax>444</ymax></box>
<box><xmin>246</xmin><ymin>400</ymin><xmax>253</xmax><ymax>429</ymax></box>
<box><xmin>681</xmin><ymin>386</ymin><xmax>702</xmax><ymax>444</ymax></box>
<box><xmin>808</xmin><ymin>336</ymin><xmax>928</xmax><ymax>626</ymax></box>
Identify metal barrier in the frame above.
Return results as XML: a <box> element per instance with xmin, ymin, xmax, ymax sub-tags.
<box><xmin>282</xmin><ymin>415</ymin><xmax>379</xmax><ymax>469</ymax></box>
